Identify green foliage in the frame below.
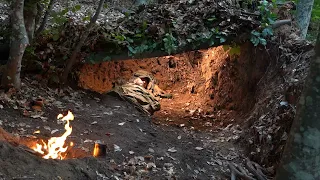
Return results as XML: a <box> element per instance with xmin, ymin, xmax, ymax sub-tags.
<box><xmin>163</xmin><ymin>32</ymin><xmax>178</xmax><ymax>55</ymax></box>
<box><xmin>250</xmin><ymin>0</ymin><xmax>276</xmax><ymax>46</ymax></box>
<box><xmin>184</xmin><ymin>28</ymin><xmax>228</xmax><ymax>49</ymax></box>
<box><xmin>223</xmin><ymin>45</ymin><xmax>241</xmax><ymax>56</ymax></box>
<box><xmin>127</xmin><ymin>40</ymin><xmax>158</xmax><ymax>55</ymax></box>
<box><xmin>25</xmin><ymin>45</ymin><xmax>36</xmax><ymax>56</ymax></box>
<box><xmin>86</xmin><ymin>52</ymin><xmax>111</xmax><ymax>64</ymax></box>
<box><xmin>250</xmin><ymin>30</ymin><xmax>268</xmax><ymax>46</ymax></box>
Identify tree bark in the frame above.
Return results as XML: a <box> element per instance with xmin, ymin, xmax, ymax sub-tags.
<box><xmin>24</xmin><ymin>0</ymin><xmax>38</xmax><ymax>42</ymax></box>
<box><xmin>60</xmin><ymin>0</ymin><xmax>105</xmax><ymax>85</ymax></box>
<box><xmin>275</xmin><ymin>27</ymin><xmax>320</xmax><ymax>179</ymax></box>
<box><xmin>35</xmin><ymin>0</ymin><xmax>56</xmax><ymax>36</ymax></box>
<box><xmin>1</xmin><ymin>0</ymin><xmax>29</xmax><ymax>90</ymax></box>
<box><xmin>296</xmin><ymin>0</ymin><xmax>315</xmax><ymax>38</ymax></box>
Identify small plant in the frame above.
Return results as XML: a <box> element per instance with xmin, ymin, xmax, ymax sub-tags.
<box><xmin>250</xmin><ymin>0</ymin><xmax>276</xmax><ymax>46</ymax></box>
<box><xmin>163</xmin><ymin>32</ymin><xmax>178</xmax><ymax>55</ymax></box>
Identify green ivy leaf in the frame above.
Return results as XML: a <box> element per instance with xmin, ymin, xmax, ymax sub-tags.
<box><xmin>262</xmin><ymin>28</ymin><xmax>273</xmax><ymax>37</ymax></box>
<box><xmin>74</xmin><ymin>5</ymin><xmax>81</xmax><ymax>11</ymax></box>
<box><xmin>251</xmin><ymin>30</ymin><xmax>261</xmax><ymax>37</ymax></box>
<box><xmin>142</xmin><ymin>21</ymin><xmax>147</xmax><ymax>30</ymax></box>
<box><xmin>82</xmin><ymin>16</ymin><xmax>90</xmax><ymax>21</ymax></box>
<box><xmin>259</xmin><ymin>37</ymin><xmax>267</xmax><ymax>46</ymax></box>
<box><xmin>250</xmin><ymin>36</ymin><xmax>259</xmax><ymax>46</ymax></box>
<box><xmin>151</xmin><ymin>43</ymin><xmax>157</xmax><ymax>49</ymax></box>
<box><xmin>128</xmin><ymin>46</ymin><xmax>137</xmax><ymax>54</ymax></box>
<box><xmin>61</xmin><ymin>8</ymin><xmax>68</xmax><ymax>15</ymax></box>
<box><xmin>219</xmin><ymin>36</ymin><xmax>226</xmax><ymax>43</ymax></box>
<box><xmin>103</xmin><ymin>56</ymin><xmax>111</xmax><ymax>61</ymax></box>
<box><xmin>52</xmin><ymin>34</ymin><xmax>60</xmax><ymax>41</ymax></box>
<box><xmin>207</xmin><ymin>16</ymin><xmax>216</xmax><ymax>21</ymax></box>
<box><xmin>115</xmin><ymin>35</ymin><xmax>125</xmax><ymax>41</ymax></box>
<box><xmin>134</xmin><ymin>34</ymin><xmax>143</xmax><ymax>38</ymax></box>
<box><xmin>126</xmin><ymin>37</ymin><xmax>134</xmax><ymax>43</ymax></box>
<box><xmin>209</xmin><ymin>39</ymin><xmax>215</xmax><ymax>46</ymax></box>
<box><xmin>267</xmin><ymin>17</ymin><xmax>275</xmax><ymax>25</ymax></box>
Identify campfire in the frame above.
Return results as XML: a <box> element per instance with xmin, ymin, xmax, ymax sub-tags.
<box><xmin>32</xmin><ymin>111</ymin><xmax>75</xmax><ymax>160</ymax></box>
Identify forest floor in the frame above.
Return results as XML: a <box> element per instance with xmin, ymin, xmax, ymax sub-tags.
<box><xmin>0</xmin><ymin>77</ymin><xmax>245</xmax><ymax>180</ymax></box>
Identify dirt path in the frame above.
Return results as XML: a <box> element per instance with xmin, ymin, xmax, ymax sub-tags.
<box><xmin>0</xmin><ymin>81</ymin><xmax>245</xmax><ymax>179</ymax></box>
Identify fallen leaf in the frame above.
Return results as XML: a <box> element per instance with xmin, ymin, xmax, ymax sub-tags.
<box><xmin>84</xmin><ymin>139</ymin><xmax>93</xmax><ymax>143</ymax></box>
<box><xmin>118</xmin><ymin>122</ymin><xmax>126</xmax><ymax>126</ymax></box>
<box><xmin>30</xmin><ymin>114</ymin><xmax>42</xmax><ymax>119</ymax></box>
<box><xmin>44</xmin><ymin>126</ymin><xmax>51</xmax><ymax>131</ymax></box>
<box><xmin>18</xmin><ymin>122</ymin><xmax>26</xmax><ymax>127</ymax></box>
<box><xmin>129</xmin><ymin>151</ymin><xmax>135</xmax><ymax>154</ymax></box>
<box><xmin>23</xmin><ymin>110</ymin><xmax>30</xmax><ymax>117</ymax></box>
<box><xmin>91</xmin><ymin>121</ymin><xmax>97</xmax><ymax>125</ymax></box>
<box><xmin>103</xmin><ymin>111</ymin><xmax>113</xmax><ymax>115</ymax></box>
<box><xmin>31</xmin><ymin>105</ymin><xmax>42</xmax><ymax>111</ymax></box>
<box><xmin>148</xmin><ymin>148</ymin><xmax>155</xmax><ymax>153</ymax></box>
<box><xmin>114</xmin><ymin>144</ymin><xmax>122</xmax><ymax>152</ymax></box>
<box><xmin>195</xmin><ymin>147</ymin><xmax>204</xmax><ymax>150</ymax></box>
<box><xmin>168</xmin><ymin>147</ymin><xmax>177</xmax><ymax>153</ymax></box>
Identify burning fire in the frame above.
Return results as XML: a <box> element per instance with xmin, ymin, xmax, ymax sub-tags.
<box><xmin>32</xmin><ymin>111</ymin><xmax>75</xmax><ymax>160</ymax></box>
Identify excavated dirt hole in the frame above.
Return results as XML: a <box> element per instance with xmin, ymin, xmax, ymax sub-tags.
<box><xmin>78</xmin><ymin>43</ymin><xmax>270</xmax><ymax>130</ymax></box>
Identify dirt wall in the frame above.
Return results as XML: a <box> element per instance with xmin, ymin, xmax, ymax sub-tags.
<box><xmin>78</xmin><ymin>43</ymin><xmax>271</xmax><ymax>120</ymax></box>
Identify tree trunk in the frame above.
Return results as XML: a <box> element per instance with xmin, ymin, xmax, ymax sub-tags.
<box><xmin>60</xmin><ymin>0</ymin><xmax>105</xmax><ymax>85</ymax></box>
<box><xmin>1</xmin><ymin>0</ymin><xmax>29</xmax><ymax>90</ymax></box>
<box><xmin>35</xmin><ymin>0</ymin><xmax>56</xmax><ymax>36</ymax></box>
<box><xmin>24</xmin><ymin>0</ymin><xmax>38</xmax><ymax>42</ymax></box>
<box><xmin>275</xmin><ymin>27</ymin><xmax>320</xmax><ymax>179</ymax></box>
<box><xmin>296</xmin><ymin>0</ymin><xmax>315</xmax><ymax>38</ymax></box>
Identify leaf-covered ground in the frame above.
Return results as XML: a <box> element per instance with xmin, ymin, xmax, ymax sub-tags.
<box><xmin>0</xmin><ymin>77</ymin><xmax>247</xmax><ymax>179</ymax></box>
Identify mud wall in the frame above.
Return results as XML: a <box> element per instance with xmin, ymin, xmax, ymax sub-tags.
<box><xmin>78</xmin><ymin>43</ymin><xmax>270</xmax><ymax>113</ymax></box>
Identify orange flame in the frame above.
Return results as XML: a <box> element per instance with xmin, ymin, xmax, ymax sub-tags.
<box><xmin>32</xmin><ymin>111</ymin><xmax>75</xmax><ymax>160</ymax></box>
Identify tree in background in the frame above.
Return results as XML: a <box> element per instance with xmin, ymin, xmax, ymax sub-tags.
<box><xmin>1</xmin><ymin>0</ymin><xmax>29</xmax><ymax>90</ymax></box>
<box><xmin>296</xmin><ymin>0</ymin><xmax>315</xmax><ymax>38</ymax></box>
<box><xmin>61</xmin><ymin>0</ymin><xmax>105</xmax><ymax>84</ymax></box>
<box><xmin>1</xmin><ymin>0</ymin><xmax>56</xmax><ymax>90</ymax></box>
<box><xmin>275</xmin><ymin>26</ymin><xmax>320</xmax><ymax>179</ymax></box>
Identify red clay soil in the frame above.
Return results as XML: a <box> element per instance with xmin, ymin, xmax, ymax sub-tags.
<box><xmin>78</xmin><ymin>43</ymin><xmax>270</xmax><ymax>130</ymax></box>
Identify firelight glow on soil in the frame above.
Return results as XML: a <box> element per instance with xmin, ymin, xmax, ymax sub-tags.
<box><xmin>32</xmin><ymin>111</ymin><xmax>75</xmax><ymax>160</ymax></box>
